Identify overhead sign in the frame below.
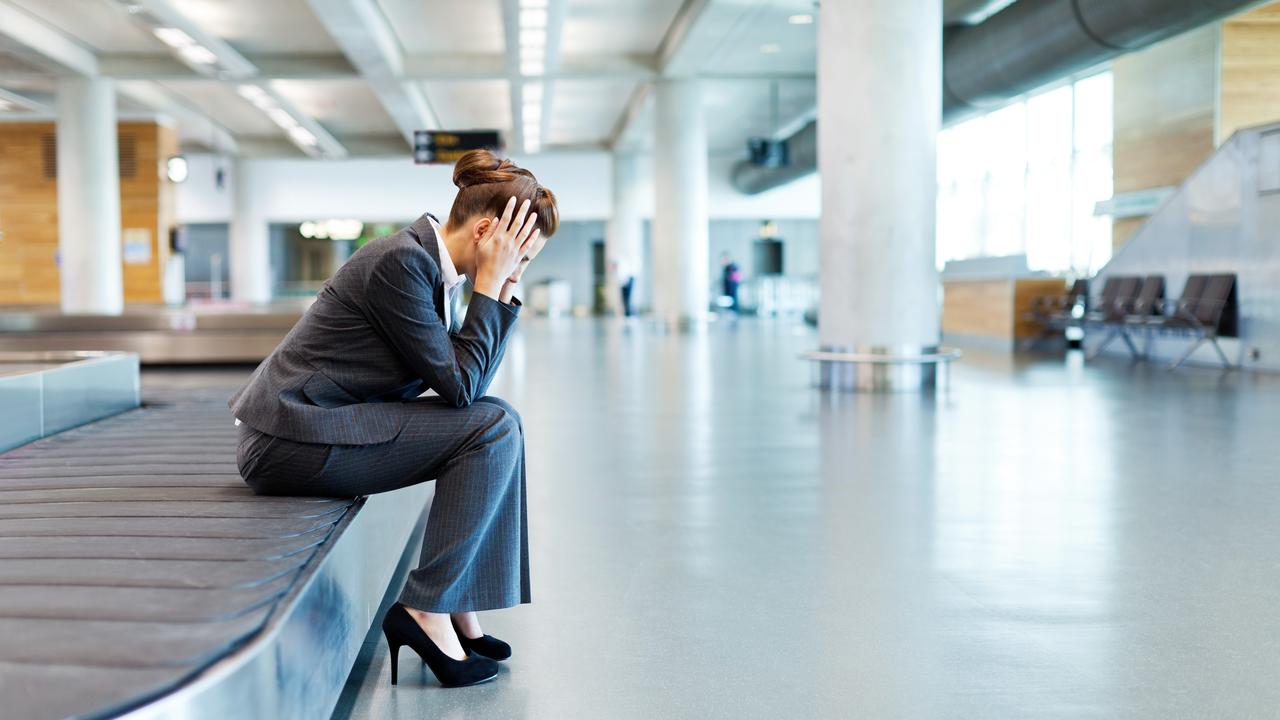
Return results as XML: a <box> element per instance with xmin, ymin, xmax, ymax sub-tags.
<box><xmin>1093</xmin><ymin>187</ymin><xmax>1176</xmax><ymax>219</ymax></box>
<box><xmin>414</xmin><ymin>130</ymin><xmax>503</xmax><ymax>164</ymax></box>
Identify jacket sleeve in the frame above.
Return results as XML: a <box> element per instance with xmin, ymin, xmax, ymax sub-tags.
<box><xmin>363</xmin><ymin>246</ymin><xmax>519</xmax><ymax>407</ymax></box>
<box><xmin>467</xmin><ymin>295</ymin><xmax>521</xmax><ymax>399</ymax></box>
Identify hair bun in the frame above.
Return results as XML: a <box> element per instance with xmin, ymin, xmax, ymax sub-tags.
<box><xmin>446</xmin><ymin>149</ymin><xmax>558</xmax><ymax>238</ymax></box>
<box><xmin>453</xmin><ymin>148</ymin><xmax>527</xmax><ymax>189</ymax></box>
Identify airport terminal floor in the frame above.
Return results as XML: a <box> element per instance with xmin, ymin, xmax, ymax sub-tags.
<box><xmin>144</xmin><ymin>318</ymin><xmax>1280</xmax><ymax>719</ymax></box>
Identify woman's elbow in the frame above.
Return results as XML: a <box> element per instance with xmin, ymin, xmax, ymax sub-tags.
<box><xmin>441</xmin><ymin>385</ymin><xmax>473</xmax><ymax>408</ymax></box>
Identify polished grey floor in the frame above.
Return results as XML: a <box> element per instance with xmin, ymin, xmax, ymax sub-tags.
<box><xmin>182</xmin><ymin>318</ymin><xmax>1279</xmax><ymax>720</ymax></box>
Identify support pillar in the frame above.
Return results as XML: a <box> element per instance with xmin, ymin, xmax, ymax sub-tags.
<box><xmin>652</xmin><ymin>79</ymin><xmax>709</xmax><ymax>325</ymax></box>
<box><xmin>817</xmin><ymin>0</ymin><xmax>942</xmax><ymax>390</ymax></box>
<box><xmin>605</xmin><ymin>151</ymin><xmax>645</xmax><ymax>316</ymax></box>
<box><xmin>229</xmin><ymin>158</ymin><xmax>272</xmax><ymax>303</ymax></box>
<box><xmin>56</xmin><ymin>76</ymin><xmax>123</xmax><ymax>315</ymax></box>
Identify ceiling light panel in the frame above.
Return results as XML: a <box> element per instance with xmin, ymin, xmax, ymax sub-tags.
<box><xmin>288</xmin><ymin>126</ymin><xmax>319</xmax><ymax>147</ymax></box>
<box><xmin>106</xmin><ymin>0</ymin><xmax>256</xmax><ymax>78</ymax></box>
<box><xmin>178</xmin><ymin>44</ymin><xmax>218</xmax><ymax>65</ymax></box>
<box><xmin>152</xmin><ymin>26</ymin><xmax>195</xmax><ymax>48</ymax></box>
<box><xmin>234</xmin><ymin>83</ymin><xmax>337</xmax><ymax>157</ymax></box>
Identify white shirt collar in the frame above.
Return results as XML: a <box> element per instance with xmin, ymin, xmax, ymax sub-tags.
<box><xmin>429</xmin><ymin>216</ymin><xmax>465</xmax><ymax>292</ymax></box>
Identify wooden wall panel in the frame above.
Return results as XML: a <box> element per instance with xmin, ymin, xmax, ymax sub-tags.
<box><xmin>0</xmin><ymin>123</ymin><xmax>60</xmax><ymax>305</ymax></box>
<box><xmin>0</xmin><ymin>121</ymin><xmax>174</xmax><ymax>306</ymax></box>
<box><xmin>1111</xmin><ymin>25</ymin><xmax>1219</xmax><ymax>250</ymax></box>
<box><xmin>1111</xmin><ymin>217</ymin><xmax>1147</xmax><ymax>255</ymax></box>
<box><xmin>1220</xmin><ymin>2</ymin><xmax>1280</xmax><ymax>143</ymax></box>
<box><xmin>119</xmin><ymin>121</ymin><xmax>173</xmax><ymax>304</ymax></box>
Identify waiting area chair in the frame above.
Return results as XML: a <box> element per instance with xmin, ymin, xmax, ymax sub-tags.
<box><xmin>1135</xmin><ymin>273</ymin><xmax>1238</xmax><ymax>369</ymax></box>
<box><xmin>1022</xmin><ymin>273</ymin><xmax>1238</xmax><ymax>370</ymax></box>
<box><xmin>1086</xmin><ymin>274</ymin><xmax>1164</xmax><ymax>360</ymax></box>
<box><xmin>1020</xmin><ymin>278</ymin><xmax>1088</xmax><ymax>351</ymax></box>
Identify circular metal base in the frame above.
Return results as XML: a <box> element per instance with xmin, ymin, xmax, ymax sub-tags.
<box><xmin>803</xmin><ymin>344</ymin><xmax>961</xmax><ymax>392</ymax></box>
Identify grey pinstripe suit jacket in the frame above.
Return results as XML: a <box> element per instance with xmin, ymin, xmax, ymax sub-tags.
<box><xmin>229</xmin><ymin>213</ymin><xmax>520</xmax><ymax>445</ymax></box>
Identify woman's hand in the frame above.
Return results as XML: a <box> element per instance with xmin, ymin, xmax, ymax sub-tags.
<box><xmin>474</xmin><ymin>196</ymin><xmax>540</xmax><ymax>301</ymax></box>
<box><xmin>498</xmin><ymin>226</ymin><xmax>547</xmax><ymax>304</ymax></box>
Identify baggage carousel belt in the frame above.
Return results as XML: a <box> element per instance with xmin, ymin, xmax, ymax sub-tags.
<box><xmin>0</xmin><ymin>387</ymin><xmax>359</xmax><ymax>720</ymax></box>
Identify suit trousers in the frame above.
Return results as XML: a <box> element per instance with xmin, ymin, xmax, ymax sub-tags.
<box><xmin>236</xmin><ymin>396</ymin><xmax>530</xmax><ymax>613</ymax></box>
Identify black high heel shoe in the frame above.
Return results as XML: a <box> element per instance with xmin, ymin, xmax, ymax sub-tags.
<box><xmin>382</xmin><ymin>604</ymin><xmax>498</xmax><ymax>687</ymax></box>
<box><xmin>452</xmin><ymin>619</ymin><xmax>513</xmax><ymax>661</ymax></box>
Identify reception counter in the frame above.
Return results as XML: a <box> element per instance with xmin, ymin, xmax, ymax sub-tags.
<box><xmin>940</xmin><ymin>257</ymin><xmax>1068</xmax><ymax>350</ymax></box>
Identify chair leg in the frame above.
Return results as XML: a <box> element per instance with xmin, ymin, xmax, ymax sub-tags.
<box><xmin>1087</xmin><ymin>329</ymin><xmax>1119</xmax><ymax>360</ymax></box>
<box><xmin>1120</xmin><ymin>329</ymin><xmax>1141</xmax><ymax>360</ymax></box>
<box><xmin>1169</xmin><ymin>337</ymin><xmax>1207</xmax><ymax>370</ymax></box>
<box><xmin>1208</xmin><ymin>337</ymin><xmax>1234</xmax><ymax>369</ymax></box>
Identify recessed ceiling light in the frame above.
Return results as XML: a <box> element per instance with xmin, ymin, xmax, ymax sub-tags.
<box><xmin>788</xmin><ymin>14</ymin><xmax>813</xmax><ymax>25</ymax></box>
<box><xmin>288</xmin><ymin>126</ymin><xmax>318</xmax><ymax>147</ymax></box>
<box><xmin>267</xmin><ymin>107</ymin><xmax>299</xmax><ymax>130</ymax></box>
<box><xmin>152</xmin><ymin>27</ymin><xmax>195</xmax><ymax>48</ymax></box>
<box><xmin>760</xmin><ymin>43</ymin><xmax>781</xmax><ymax>54</ymax></box>
<box><xmin>178</xmin><ymin>44</ymin><xmax>218</xmax><ymax>65</ymax></box>
<box><xmin>237</xmin><ymin>84</ymin><xmax>273</xmax><ymax>108</ymax></box>
<box><xmin>521</xmin><ymin>59</ymin><xmax>545</xmax><ymax>76</ymax></box>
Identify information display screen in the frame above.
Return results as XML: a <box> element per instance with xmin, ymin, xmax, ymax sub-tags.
<box><xmin>414</xmin><ymin>130</ymin><xmax>503</xmax><ymax>164</ymax></box>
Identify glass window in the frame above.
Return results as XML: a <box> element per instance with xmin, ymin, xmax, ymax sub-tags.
<box><xmin>936</xmin><ymin>71</ymin><xmax>1114</xmax><ymax>277</ymax></box>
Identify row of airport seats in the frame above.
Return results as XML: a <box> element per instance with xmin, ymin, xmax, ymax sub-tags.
<box><xmin>1024</xmin><ymin>273</ymin><xmax>1239</xmax><ymax>369</ymax></box>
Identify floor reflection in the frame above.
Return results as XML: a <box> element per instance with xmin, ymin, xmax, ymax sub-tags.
<box><xmin>312</xmin><ymin>320</ymin><xmax>1280</xmax><ymax>719</ymax></box>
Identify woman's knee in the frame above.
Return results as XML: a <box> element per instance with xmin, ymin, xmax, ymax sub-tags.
<box><xmin>463</xmin><ymin>399</ymin><xmax>522</xmax><ymax>452</ymax></box>
<box><xmin>476</xmin><ymin>395</ymin><xmax>522</xmax><ymax>429</ymax></box>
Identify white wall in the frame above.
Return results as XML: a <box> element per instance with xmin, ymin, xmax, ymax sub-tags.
<box><xmin>176</xmin><ymin>150</ymin><xmax>820</xmax><ymax>225</ymax></box>
<box><xmin>176</xmin><ymin>154</ymin><xmax>234</xmax><ymax>223</ymax></box>
<box><xmin>178</xmin><ymin>151</ymin><xmax>613</xmax><ymax>224</ymax></box>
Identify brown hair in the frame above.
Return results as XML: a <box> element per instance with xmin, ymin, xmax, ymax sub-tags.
<box><xmin>445</xmin><ymin>149</ymin><xmax>559</xmax><ymax>238</ymax></box>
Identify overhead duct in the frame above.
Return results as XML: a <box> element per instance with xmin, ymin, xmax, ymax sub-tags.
<box><xmin>732</xmin><ymin>0</ymin><xmax>1258</xmax><ymax>195</ymax></box>
<box><xmin>943</xmin><ymin>0</ymin><xmax>1256</xmax><ymax>118</ymax></box>
<box><xmin>731</xmin><ymin>120</ymin><xmax>817</xmax><ymax>199</ymax></box>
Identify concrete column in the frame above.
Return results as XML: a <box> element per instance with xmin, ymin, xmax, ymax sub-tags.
<box><xmin>605</xmin><ymin>151</ymin><xmax>645</xmax><ymax>315</ymax></box>
<box><xmin>229</xmin><ymin>158</ymin><xmax>272</xmax><ymax>303</ymax></box>
<box><xmin>56</xmin><ymin>76</ymin><xmax>123</xmax><ymax>315</ymax></box>
<box><xmin>652</xmin><ymin>79</ymin><xmax>709</xmax><ymax>325</ymax></box>
<box><xmin>817</xmin><ymin>0</ymin><xmax>942</xmax><ymax>389</ymax></box>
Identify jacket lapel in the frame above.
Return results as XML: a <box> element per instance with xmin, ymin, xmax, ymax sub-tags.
<box><xmin>409</xmin><ymin>213</ymin><xmax>448</xmax><ymax>327</ymax></box>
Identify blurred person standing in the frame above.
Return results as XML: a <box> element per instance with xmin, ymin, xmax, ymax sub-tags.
<box><xmin>721</xmin><ymin>252</ymin><xmax>742</xmax><ymax>313</ymax></box>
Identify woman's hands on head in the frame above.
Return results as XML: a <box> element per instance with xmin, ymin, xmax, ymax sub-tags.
<box><xmin>473</xmin><ymin>196</ymin><xmax>542</xmax><ymax>302</ymax></box>
<box><xmin>499</xmin><ymin>221</ymin><xmax>549</xmax><ymax>304</ymax></box>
